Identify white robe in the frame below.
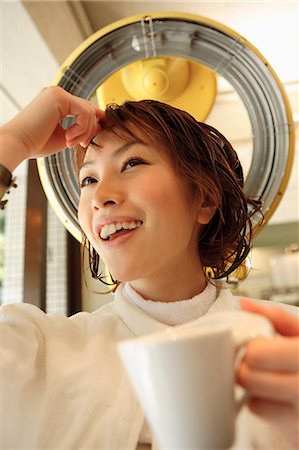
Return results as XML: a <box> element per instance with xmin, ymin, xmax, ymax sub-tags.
<box><xmin>0</xmin><ymin>283</ymin><xmax>297</xmax><ymax>449</ymax></box>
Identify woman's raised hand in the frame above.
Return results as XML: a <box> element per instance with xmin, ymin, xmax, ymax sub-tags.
<box><xmin>0</xmin><ymin>86</ymin><xmax>104</xmax><ymax>171</ymax></box>
<box><xmin>237</xmin><ymin>299</ymin><xmax>299</xmax><ymax>447</ymax></box>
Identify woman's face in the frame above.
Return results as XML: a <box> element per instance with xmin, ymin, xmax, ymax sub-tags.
<box><xmin>78</xmin><ymin>130</ymin><xmax>211</xmax><ymax>298</ymax></box>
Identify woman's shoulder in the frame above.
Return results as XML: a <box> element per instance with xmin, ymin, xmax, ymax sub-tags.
<box><xmin>0</xmin><ymin>298</ymin><xmax>118</xmax><ymax>320</ymax></box>
<box><xmin>0</xmin><ymin>302</ymin><xmax>49</xmax><ymax>331</ymax></box>
<box><xmin>0</xmin><ymin>300</ymin><xmax>132</xmax><ymax>377</ymax></box>
<box><xmin>0</xmin><ymin>299</ymin><xmax>123</xmax><ymax>343</ymax></box>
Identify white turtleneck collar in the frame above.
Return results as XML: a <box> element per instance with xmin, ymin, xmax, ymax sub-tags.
<box><xmin>122</xmin><ymin>281</ymin><xmax>217</xmax><ymax>326</ymax></box>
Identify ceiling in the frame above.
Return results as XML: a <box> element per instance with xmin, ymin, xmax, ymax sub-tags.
<box><xmin>0</xmin><ymin>0</ymin><xmax>298</xmax><ymax>225</ymax></box>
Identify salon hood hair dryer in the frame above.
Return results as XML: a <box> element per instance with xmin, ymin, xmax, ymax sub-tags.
<box><xmin>37</xmin><ymin>12</ymin><xmax>294</xmax><ymax>243</ymax></box>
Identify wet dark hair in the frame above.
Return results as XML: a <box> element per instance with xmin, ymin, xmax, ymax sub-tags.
<box><xmin>76</xmin><ymin>99</ymin><xmax>262</xmax><ymax>288</ymax></box>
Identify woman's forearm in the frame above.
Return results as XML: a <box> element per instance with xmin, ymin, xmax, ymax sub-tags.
<box><xmin>0</xmin><ymin>129</ymin><xmax>29</xmax><ymax>172</ymax></box>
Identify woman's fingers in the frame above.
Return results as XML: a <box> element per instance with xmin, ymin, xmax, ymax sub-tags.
<box><xmin>63</xmin><ymin>112</ymin><xmax>101</xmax><ymax>147</ymax></box>
<box><xmin>32</xmin><ymin>88</ymin><xmax>103</xmax><ymax>155</ymax></box>
<box><xmin>238</xmin><ymin>300</ymin><xmax>299</xmax><ymax>446</ymax></box>
<box><xmin>42</xmin><ymin>123</ymin><xmax>67</xmax><ymax>154</ymax></box>
<box><xmin>243</xmin><ymin>337</ymin><xmax>299</xmax><ymax>372</ymax></box>
<box><xmin>237</xmin><ymin>335</ymin><xmax>299</xmax><ymax>405</ymax></box>
<box><xmin>237</xmin><ymin>359</ymin><xmax>298</xmax><ymax>403</ymax></box>
<box><xmin>64</xmin><ymin>118</ymin><xmax>98</xmax><ymax>148</ymax></box>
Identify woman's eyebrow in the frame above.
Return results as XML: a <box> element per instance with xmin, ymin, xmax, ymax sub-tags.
<box><xmin>79</xmin><ymin>159</ymin><xmax>95</xmax><ymax>170</ymax></box>
<box><xmin>112</xmin><ymin>140</ymin><xmax>143</xmax><ymax>158</ymax></box>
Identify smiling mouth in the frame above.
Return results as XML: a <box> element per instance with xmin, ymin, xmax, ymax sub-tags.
<box><xmin>100</xmin><ymin>220</ymin><xmax>143</xmax><ymax>241</ymax></box>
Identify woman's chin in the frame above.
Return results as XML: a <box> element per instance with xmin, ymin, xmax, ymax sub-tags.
<box><xmin>105</xmin><ymin>266</ymin><xmax>134</xmax><ymax>283</ymax></box>
<box><xmin>108</xmin><ymin>266</ymin><xmax>146</xmax><ymax>284</ymax></box>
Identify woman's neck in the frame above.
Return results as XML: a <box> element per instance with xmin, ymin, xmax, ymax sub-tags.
<box><xmin>129</xmin><ymin>269</ymin><xmax>207</xmax><ymax>302</ymax></box>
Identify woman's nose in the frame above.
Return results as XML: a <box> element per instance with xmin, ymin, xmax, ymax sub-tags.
<box><xmin>91</xmin><ymin>177</ymin><xmax>124</xmax><ymax>210</ymax></box>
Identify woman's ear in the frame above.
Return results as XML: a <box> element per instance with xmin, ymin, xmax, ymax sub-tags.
<box><xmin>193</xmin><ymin>190</ymin><xmax>218</xmax><ymax>225</ymax></box>
<box><xmin>196</xmin><ymin>205</ymin><xmax>217</xmax><ymax>225</ymax></box>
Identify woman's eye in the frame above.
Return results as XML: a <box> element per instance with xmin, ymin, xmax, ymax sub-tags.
<box><xmin>122</xmin><ymin>158</ymin><xmax>145</xmax><ymax>171</ymax></box>
<box><xmin>80</xmin><ymin>176</ymin><xmax>97</xmax><ymax>188</ymax></box>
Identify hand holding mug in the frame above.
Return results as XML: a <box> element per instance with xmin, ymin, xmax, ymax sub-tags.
<box><xmin>238</xmin><ymin>300</ymin><xmax>299</xmax><ymax>448</ymax></box>
<box><xmin>118</xmin><ymin>309</ymin><xmax>275</xmax><ymax>450</ymax></box>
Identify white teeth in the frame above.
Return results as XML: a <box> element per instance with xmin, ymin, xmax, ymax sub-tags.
<box><xmin>108</xmin><ymin>223</ymin><xmax>116</xmax><ymax>236</ymax></box>
<box><xmin>100</xmin><ymin>220</ymin><xmax>142</xmax><ymax>240</ymax></box>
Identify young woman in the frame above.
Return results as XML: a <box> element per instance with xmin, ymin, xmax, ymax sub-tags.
<box><xmin>0</xmin><ymin>86</ymin><xmax>298</xmax><ymax>449</ymax></box>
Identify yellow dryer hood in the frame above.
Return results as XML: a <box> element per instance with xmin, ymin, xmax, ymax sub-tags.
<box><xmin>37</xmin><ymin>12</ymin><xmax>294</xmax><ymax>244</ymax></box>
<box><xmin>97</xmin><ymin>57</ymin><xmax>216</xmax><ymax>121</ymax></box>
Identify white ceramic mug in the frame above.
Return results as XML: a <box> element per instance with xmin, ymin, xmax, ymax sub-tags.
<box><xmin>118</xmin><ymin>310</ymin><xmax>274</xmax><ymax>450</ymax></box>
